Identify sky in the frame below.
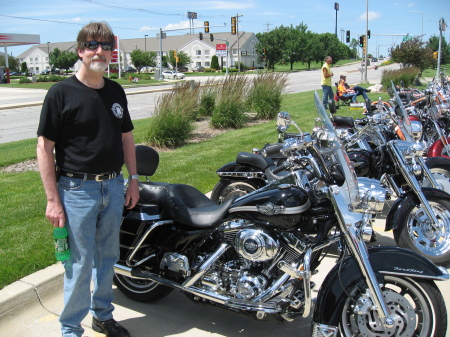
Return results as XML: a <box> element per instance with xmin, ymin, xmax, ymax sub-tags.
<box><xmin>1</xmin><ymin>0</ymin><xmax>449</xmax><ymax>58</ymax></box>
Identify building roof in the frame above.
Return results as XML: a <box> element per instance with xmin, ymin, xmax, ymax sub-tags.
<box><xmin>17</xmin><ymin>31</ymin><xmax>256</xmax><ymax>58</ymax></box>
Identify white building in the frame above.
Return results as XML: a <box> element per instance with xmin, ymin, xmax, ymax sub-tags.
<box><xmin>17</xmin><ymin>32</ymin><xmax>262</xmax><ymax>74</ymax></box>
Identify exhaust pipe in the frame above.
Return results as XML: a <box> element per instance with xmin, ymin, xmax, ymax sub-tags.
<box><xmin>113</xmin><ymin>263</ymin><xmax>281</xmax><ymax>313</ymax></box>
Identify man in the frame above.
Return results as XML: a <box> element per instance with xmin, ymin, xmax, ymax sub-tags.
<box><xmin>321</xmin><ymin>56</ymin><xmax>334</xmax><ymax>109</ymax></box>
<box><xmin>36</xmin><ymin>21</ymin><xmax>139</xmax><ymax>337</ymax></box>
<box><xmin>339</xmin><ymin>74</ymin><xmax>371</xmax><ymax>101</ymax></box>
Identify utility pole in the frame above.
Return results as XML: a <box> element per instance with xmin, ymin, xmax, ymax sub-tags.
<box><xmin>235</xmin><ymin>13</ymin><xmax>244</xmax><ymax>72</ymax></box>
<box><xmin>436</xmin><ymin>18</ymin><xmax>446</xmax><ymax>78</ymax></box>
<box><xmin>334</xmin><ymin>3</ymin><xmax>339</xmax><ymax>38</ymax></box>
<box><xmin>364</xmin><ymin>0</ymin><xmax>368</xmax><ymax>82</ymax></box>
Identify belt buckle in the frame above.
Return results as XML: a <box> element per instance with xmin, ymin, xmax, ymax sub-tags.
<box><xmin>95</xmin><ymin>172</ymin><xmax>116</xmax><ymax>182</ymax></box>
<box><xmin>95</xmin><ymin>174</ymin><xmax>105</xmax><ymax>182</ymax></box>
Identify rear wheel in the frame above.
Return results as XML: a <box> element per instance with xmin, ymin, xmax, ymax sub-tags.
<box><xmin>211</xmin><ymin>179</ymin><xmax>263</xmax><ymax>204</ymax></box>
<box><xmin>113</xmin><ymin>274</ymin><xmax>173</xmax><ymax>302</ymax></box>
<box><xmin>340</xmin><ymin>276</ymin><xmax>447</xmax><ymax>337</ymax></box>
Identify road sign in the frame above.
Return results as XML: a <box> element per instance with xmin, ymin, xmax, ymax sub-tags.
<box><xmin>402</xmin><ymin>36</ymin><xmax>413</xmax><ymax>41</ymax></box>
<box><xmin>216</xmin><ymin>44</ymin><xmax>227</xmax><ymax>57</ymax></box>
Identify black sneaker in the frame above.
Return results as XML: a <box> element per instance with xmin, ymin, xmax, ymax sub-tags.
<box><xmin>365</xmin><ymin>89</ymin><xmax>371</xmax><ymax>92</ymax></box>
<box><xmin>92</xmin><ymin>317</ymin><xmax>130</xmax><ymax>337</ymax></box>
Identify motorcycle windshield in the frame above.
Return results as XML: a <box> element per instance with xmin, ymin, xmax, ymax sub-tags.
<box><xmin>391</xmin><ymin>81</ymin><xmax>413</xmax><ymax>141</ymax></box>
<box><xmin>314</xmin><ymin>92</ymin><xmax>360</xmax><ymax>208</ymax></box>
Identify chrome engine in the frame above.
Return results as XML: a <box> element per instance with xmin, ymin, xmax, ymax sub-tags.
<box><xmin>197</xmin><ymin>220</ymin><xmax>306</xmax><ymax>301</ymax></box>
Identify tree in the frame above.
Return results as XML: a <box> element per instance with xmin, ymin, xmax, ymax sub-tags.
<box><xmin>21</xmin><ymin>62</ymin><xmax>27</xmax><ymax>74</ymax></box>
<box><xmin>427</xmin><ymin>35</ymin><xmax>450</xmax><ymax>64</ymax></box>
<box><xmin>130</xmin><ymin>49</ymin><xmax>157</xmax><ymax>73</ymax></box>
<box><xmin>211</xmin><ymin>55</ymin><xmax>220</xmax><ymax>70</ymax></box>
<box><xmin>390</xmin><ymin>37</ymin><xmax>435</xmax><ymax>75</ymax></box>
<box><xmin>166</xmin><ymin>50</ymin><xmax>191</xmax><ymax>69</ymax></box>
<box><xmin>49</xmin><ymin>48</ymin><xmax>79</xmax><ymax>72</ymax></box>
<box><xmin>0</xmin><ymin>54</ymin><xmax>20</xmax><ymax>72</ymax></box>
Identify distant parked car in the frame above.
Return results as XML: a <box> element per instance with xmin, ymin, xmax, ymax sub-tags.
<box><xmin>161</xmin><ymin>70</ymin><xmax>185</xmax><ymax>79</ymax></box>
<box><xmin>176</xmin><ymin>66</ymin><xmax>188</xmax><ymax>72</ymax></box>
<box><xmin>192</xmin><ymin>66</ymin><xmax>205</xmax><ymax>72</ymax></box>
<box><xmin>124</xmin><ymin>67</ymin><xmax>137</xmax><ymax>73</ymax></box>
<box><xmin>9</xmin><ymin>71</ymin><xmax>24</xmax><ymax>76</ymax></box>
<box><xmin>40</xmin><ymin>70</ymin><xmax>50</xmax><ymax>75</ymax></box>
<box><xmin>372</xmin><ymin>57</ymin><xmax>378</xmax><ymax>62</ymax></box>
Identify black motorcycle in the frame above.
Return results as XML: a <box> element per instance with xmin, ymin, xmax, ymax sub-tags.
<box><xmin>113</xmin><ymin>92</ymin><xmax>448</xmax><ymax>337</ymax></box>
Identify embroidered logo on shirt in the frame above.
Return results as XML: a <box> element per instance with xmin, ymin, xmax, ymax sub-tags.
<box><xmin>111</xmin><ymin>103</ymin><xmax>123</xmax><ymax>118</ymax></box>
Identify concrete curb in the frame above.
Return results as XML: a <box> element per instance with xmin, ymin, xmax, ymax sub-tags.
<box><xmin>0</xmin><ymin>263</ymin><xmax>64</xmax><ymax>317</ymax></box>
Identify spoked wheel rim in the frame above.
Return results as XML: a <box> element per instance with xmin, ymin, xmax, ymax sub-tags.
<box><xmin>406</xmin><ymin>201</ymin><xmax>450</xmax><ymax>257</ymax></box>
<box><xmin>340</xmin><ymin>276</ymin><xmax>435</xmax><ymax>337</ymax></box>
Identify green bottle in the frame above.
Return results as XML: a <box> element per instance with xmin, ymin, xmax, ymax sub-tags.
<box><xmin>53</xmin><ymin>227</ymin><xmax>70</xmax><ymax>261</ymax></box>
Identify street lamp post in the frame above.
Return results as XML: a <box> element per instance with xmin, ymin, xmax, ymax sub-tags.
<box><xmin>47</xmin><ymin>42</ymin><xmax>50</xmax><ymax>71</ymax></box>
<box><xmin>410</xmin><ymin>11</ymin><xmax>423</xmax><ymax>37</ymax></box>
<box><xmin>145</xmin><ymin>34</ymin><xmax>148</xmax><ymax>52</ymax></box>
<box><xmin>334</xmin><ymin>3</ymin><xmax>339</xmax><ymax>38</ymax></box>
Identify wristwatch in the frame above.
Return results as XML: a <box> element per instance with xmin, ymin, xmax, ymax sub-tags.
<box><xmin>128</xmin><ymin>174</ymin><xmax>139</xmax><ymax>180</ymax></box>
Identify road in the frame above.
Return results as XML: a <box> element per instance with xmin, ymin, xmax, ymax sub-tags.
<box><xmin>0</xmin><ymin>62</ymin><xmax>398</xmax><ymax>144</ymax></box>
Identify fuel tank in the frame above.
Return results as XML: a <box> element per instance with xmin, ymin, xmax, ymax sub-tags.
<box><xmin>347</xmin><ymin>149</ymin><xmax>372</xmax><ymax>176</ymax></box>
<box><xmin>228</xmin><ymin>184</ymin><xmax>311</xmax><ymax>229</ymax></box>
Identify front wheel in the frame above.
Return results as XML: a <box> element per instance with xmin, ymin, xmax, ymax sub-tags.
<box><xmin>211</xmin><ymin>179</ymin><xmax>263</xmax><ymax>204</ymax></box>
<box><xmin>340</xmin><ymin>276</ymin><xmax>447</xmax><ymax>337</ymax></box>
<box><xmin>393</xmin><ymin>196</ymin><xmax>450</xmax><ymax>266</ymax></box>
<box><xmin>113</xmin><ymin>274</ymin><xmax>173</xmax><ymax>302</ymax></box>
<box><xmin>421</xmin><ymin>165</ymin><xmax>450</xmax><ymax>194</ymax></box>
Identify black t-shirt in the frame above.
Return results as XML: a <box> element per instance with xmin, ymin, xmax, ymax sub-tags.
<box><xmin>37</xmin><ymin>75</ymin><xmax>134</xmax><ymax>173</ymax></box>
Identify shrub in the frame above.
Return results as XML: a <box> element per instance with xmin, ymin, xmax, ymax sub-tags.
<box><xmin>381</xmin><ymin>67</ymin><xmax>420</xmax><ymax>91</ymax></box>
<box><xmin>19</xmin><ymin>77</ymin><xmax>31</xmax><ymax>84</ymax></box>
<box><xmin>247</xmin><ymin>73</ymin><xmax>287</xmax><ymax>119</ymax></box>
<box><xmin>144</xmin><ymin>81</ymin><xmax>199</xmax><ymax>147</ymax></box>
<box><xmin>211</xmin><ymin>75</ymin><xmax>248</xmax><ymax>129</ymax></box>
<box><xmin>110</xmin><ymin>74</ymin><xmax>118</xmax><ymax>79</ymax></box>
<box><xmin>198</xmin><ymin>79</ymin><xmax>218</xmax><ymax>117</ymax></box>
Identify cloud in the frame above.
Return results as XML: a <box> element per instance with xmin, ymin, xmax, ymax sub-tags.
<box><xmin>203</xmin><ymin>0</ymin><xmax>255</xmax><ymax>10</ymax></box>
<box><xmin>358</xmin><ymin>11</ymin><xmax>381</xmax><ymax>21</ymax></box>
<box><xmin>408</xmin><ymin>3</ymin><xmax>415</xmax><ymax>7</ymax></box>
<box><xmin>71</xmin><ymin>17</ymin><xmax>82</xmax><ymax>22</ymax></box>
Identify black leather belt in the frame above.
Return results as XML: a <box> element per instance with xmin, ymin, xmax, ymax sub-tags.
<box><xmin>60</xmin><ymin>169</ymin><xmax>120</xmax><ymax>182</ymax></box>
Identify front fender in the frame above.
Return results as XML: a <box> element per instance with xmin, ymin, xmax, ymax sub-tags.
<box><xmin>385</xmin><ymin>187</ymin><xmax>450</xmax><ymax>231</ymax></box>
<box><xmin>427</xmin><ymin>137</ymin><xmax>450</xmax><ymax>159</ymax></box>
<box><xmin>313</xmin><ymin>246</ymin><xmax>448</xmax><ymax>327</ymax></box>
<box><xmin>424</xmin><ymin>155</ymin><xmax>450</xmax><ymax>168</ymax></box>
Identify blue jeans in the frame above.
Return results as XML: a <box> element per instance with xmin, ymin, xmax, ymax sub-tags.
<box><xmin>340</xmin><ymin>93</ymin><xmax>357</xmax><ymax>103</ymax></box>
<box><xmin>58</xmin><ymin>175</ymin><xmax>125</xmax><ymax>337</ymax></box>
<box><xmin>353</xmin><ymin>86</ymin><xmax>369</xmax><ymax>100</ymax></box>
<box><xmin>322</xmin><ymin>85</ymin><xmax>334</xmax><ymax>109</ymax></box>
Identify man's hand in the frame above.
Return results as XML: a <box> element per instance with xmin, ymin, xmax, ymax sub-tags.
<box><xmin>46</xmin><ymin>200</ymin><xmax>66</xmax><ymax>228</ymax></box>
<box><xmin>125</xmin><ymin>179</ymin><xmax>139</xmax><ymax>209</ymax></box>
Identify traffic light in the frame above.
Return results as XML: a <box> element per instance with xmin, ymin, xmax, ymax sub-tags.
<box><xmin>204</xmin><ymin>21</ymin><xmax>209</xmax><ymax>33</ymax></box>
<box><xmin>359</xmin><ymin>35</ymin><xmax>365</xmax><ymax>48</ymax></box>
<box><xmin>199</xmin><ymin>32</ymin><xmax>203</xmax><ymax>40</ymax></box>
<box><xmin>210</xmin><ymin>34</ymin><xmax>214</xmax><ymax>42</ymax></box>
<box><xmin>173</xmin><ymin>50</ymin><xmax>177</xmax><ymax>58</ymax></box>
<box><xmin>433</xmin><ymin>51</ymin><xmax>438</xmax><ymax>59</ymax></box>
<box><xmin>231</xmin><ymin>16</ymin><xmax>237</xmax><ymax>35</ymax></box>
<box><xmin>346</xmin><ymin>30</ymin><xmax>350</xmax><ymax>43</ymax></box>
<box><xmin>367</xmin><ymin>30</ymin><xmax>371</xmax><ymax>39</ymax></box>
<box><xmin>176</xmin><ymin>57</ymin><xmax>180</xmax><ymax>63</ymax></box>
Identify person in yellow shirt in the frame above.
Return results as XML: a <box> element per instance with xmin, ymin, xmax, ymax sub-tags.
<box><xmin>321</xmin><ymin>56</ymin><xmax>334</xmax><ymax>109</ymax></box>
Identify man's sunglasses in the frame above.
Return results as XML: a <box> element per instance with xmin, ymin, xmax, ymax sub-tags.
<box><xmin>83</xmin><ymin>41</ymin><xmax>114</xmax><ymax>51</ymax></box>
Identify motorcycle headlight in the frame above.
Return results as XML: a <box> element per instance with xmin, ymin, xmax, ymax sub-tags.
<box><xmin>410</xmin><ymin>120</ymin><xmax>423</xmax><ymax>142</ymax></box>
<box><xmin>355</xmin><ymin>177</ymin><xmax>386</xmax><ymax>213</ymax></box>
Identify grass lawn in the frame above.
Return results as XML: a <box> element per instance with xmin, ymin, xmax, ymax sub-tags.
<box><xmin>0</xmin><ymin>83</ymin><xmax>387</xmax><ymax>289</ymax></box>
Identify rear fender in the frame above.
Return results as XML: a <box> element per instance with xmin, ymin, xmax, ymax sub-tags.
<box><xmin>385</xmin><ymin>187</ymin><xmax>450</xmax><ymax>231</ymax></box>
<box><xmin>313</xmin><ymin>246</ymin><xmax>448</xmax><ymax>327</ymax></box>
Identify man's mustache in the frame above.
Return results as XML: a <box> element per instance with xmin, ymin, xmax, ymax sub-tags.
<box><xmin>92</xmin><ymin>55</ymin><xmax>107</xmax><ymax>61</ymax></box>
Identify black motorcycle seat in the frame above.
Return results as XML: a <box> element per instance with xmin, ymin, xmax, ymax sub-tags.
<box><xmin>236</xmin><ymin>152</ymin><xmax>274</xmax><ymax>170</ymax></box>
<box><xmin>138</xmin><ymin>182</ymin><xmax>235</xmax><ymax>228</ymax></box>
<box><xmin>333</xmin><ymin>115</ymin><xmax>355</xmax><ymax>128</ymax></box>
